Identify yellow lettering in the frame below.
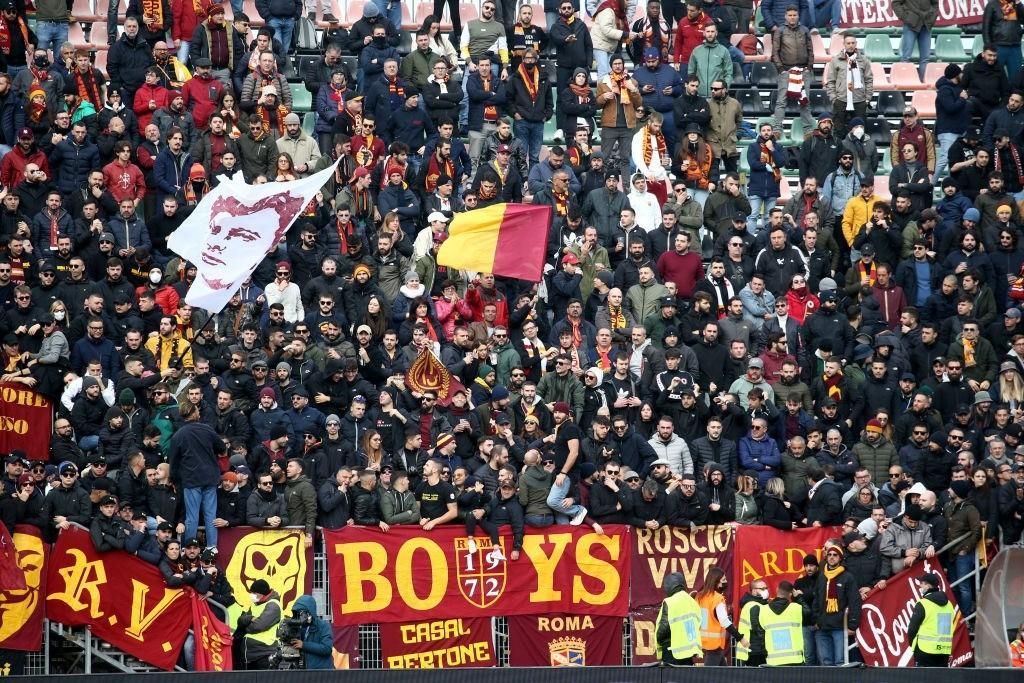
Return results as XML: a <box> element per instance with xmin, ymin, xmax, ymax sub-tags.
<box><xmin>741</xmin><ymin>559</ymin><xmax>764</xmax><ymax>587</ymax></box>
<box><xmin>336</xmin><ymin>542</ymin><xmax>391</xmax><ymax>614</ymax></box>
<box><xmin>395</xmin><ymin>538</ymin><xmax>446</xmax><ymax>611</ymax></box>
<box><xmin>635</xmin><ymin>528</ymin><xmax>653</xmax><ymax>556</ymax></box>
<box><xmin>634</xmin><ymin>617</ymin><xmax>656</xmax><ymax>656</ymax></box>
<box><xmin>124</xmin><ymin>580</ymin><xmax>184</xmax><ymax>641</ymax></box>
<box><xmin>48</xmin><ymin>548</ymin><xmax>107</xmax><ymax>618</ymax></box>
<box><xmin>521</xmin><ymin>533</ymin><xmax>572</xmax><ymax>602</ymax></box>
<box><xmin>400</xmin><ymin>624</ymin><xmax>417</xmax><ymax>643</ymax></box>
<box><xmin>760</xmin><ymin>550</ymin><xmax>782</xmax><ymax>576</ymax></box>
<box><xmin>573</xmin><ymin>533</ymin><xmax>620</xmax><ymax>605</ymax></box>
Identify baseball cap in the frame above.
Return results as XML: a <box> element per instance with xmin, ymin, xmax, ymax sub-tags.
<box><xmin>17</xmin><ymin>128</ymin><xmax>32</xmax><ymax>140</ymax></box>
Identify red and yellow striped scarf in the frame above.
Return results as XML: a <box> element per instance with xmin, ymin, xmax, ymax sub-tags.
<box><xmin>387</xmin><ymin>76</ymin><xmax>405</xmax><ymax>99</ymax></box>
<box><xmin>142</xmin><ymin>0</ymin><xmax>164</xmax><ymax>25</ymax></box>
<box><xmin>0</xmin><ymin>15</ymin><xmax>29</xmax><ymax>55</ymax></box>
<box><xmin>518</xmin><ymin>63</ymin><xmax>540</xmax><ymax>103</ymax></box>
<box><xmin>75</xmin><ymin>72</ymin><xmax>102</xmax><ymax>109</ymax></box>
<box><xmin>823</xmin><ymin>371</ymin><xmax>843</xmax><ymax>400</ymax></box>
<box><xmin>641</xmin><ymin>126</ymin><xmax>666</xmax><ymax>165</ymax></box>
<box><xmin>258</xmin><ymin>104</ymin><xmax>289</xmax><ymax>136</ymax></box>
<box><xmin>424</xmin><ymin>153</ymin><xmax>454</xmax><ymax>194</ymax></box>
<box><xmin>480</xmin><ymin>74</ymin><xmax>498</xmax><ymax>120</ymax></box>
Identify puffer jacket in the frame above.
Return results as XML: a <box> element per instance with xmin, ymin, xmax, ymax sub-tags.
<box><xmin>632</xmin><ymin>64</ymin><xmax>683</xmax><ymax>114</ymax></box>
<box><xmin>738</xmin><ymin>433</ymin><xmax>781</xmax><ymax>488</ymax></box>
<box><xmin>49</xmin><ymin>138</ymin><xmax>101</xmax><ymax>194</ymax></box>
<box><xmin>245</xmin><ymin>488</ymin><xmax>290</xmax><ymax>526</ymax></box>
<box><xmin>518</xmin><ymin>464</ymin><xmax>553</xmax><ymax>516</ymax></box>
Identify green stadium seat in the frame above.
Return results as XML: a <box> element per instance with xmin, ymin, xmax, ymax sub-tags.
<box><xmin>290</xmin><ymin>82</ymin><xmax>313</xmax><ymax>112</ymax></box>
<box><xmin>302</xmin><ymin>112</ymin><xmax>315</xmax><ymax>136</ymax></box>
<box><xmin>935</xmin><ymin>34</ymin><xmax>968</xmax><ymax>62</ymax></box>
<box><xmin>970</xmin><ymin>35</ymin><xmax>984</xmax><ymax>56</ymax></box>
<box><xmin>864</xmin><ymin>34</ymin><xmax>896</xmax><ymax>63</ymax></box>
<box><xmin>877</xmin><ymin>148</ymin><xmax>893</xmax><ymax>174</ymax></box>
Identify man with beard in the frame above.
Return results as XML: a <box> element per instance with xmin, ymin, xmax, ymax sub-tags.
<box><xmin>889</xmin><ymin>144</ymin><xmax>933</xmax><ymax>214</ymax></box>
<box><xmin>674</xmin><ymin>73</ymin><xmax>711</xmax><ymax>134</ymax></box>
<box><xmin>583</xmin><ymin>170</ymin><xmax>630</xmax><ymax>249</ymax></box>
<box><xmin>1</xmin><ymin>128</ymin><xmax>50</xmax><ymax>189</ymax></box>
<box><xmin>802</xmin><ymin>291</ymin><xmax>853</xmax><ymax>364</ymax></box>
<box><xmin>799</xmin><ymin>113</ymin><xmax>841</xmax><ymax>186</ymax></box>
<box><xmin>596</xmin><ymin>55</ymin><xmax>643</xmax><ymax>176</ymax></box>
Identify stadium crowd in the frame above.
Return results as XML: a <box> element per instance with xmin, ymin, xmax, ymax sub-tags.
<box><xmin>2</xmin><ymin>0</ymin><xmax>1024</xmax><ymax>668</ymax></box>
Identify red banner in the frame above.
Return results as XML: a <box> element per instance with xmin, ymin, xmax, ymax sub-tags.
<box><xmin>856</xmin><ymin>560</ymin><xmax>973</xmax><ymax>667</ymax></box>
<box><xmin>191</xmin><ymin>596</ymin><xmax>233</xmax><ymax>672</ymax></box>
<box><xmin>630</xmin><ymin>605</ymin><xmax>661</xmax><ymax>665</ymax></box>
<box><xmin>630</xmin><ymin>525</ymin><xmax>734</xmax><ymax>608</ymax></box>
<box><xmin>219</xmin><ymin>527</ymin><xmax>313</xmax><ymax>614</ymax></box>
<box><xmin>380</xmin><ymin>618</ymin><xmax>495</xmax><ymax>668</ymax></box>
<box><xmin>0</xmin><ymin>383</ymin><xmax>54</xmax><ymax>460</ymax></box>
<box><xmin>508</xmin><ymin>613</ymin><xmax>622</xmax><ymax>666</ymax></box>
<box><xmin>325</xmin><ymin>525</ymin><xmax>630</xmax><ymax>626</ymax></box>
<box><xmin>839</xmin><ymin>0</ymin><xmax>983</xmax><ymax>27</ymax></box>
<box><xmin>0</xmin><ymin>525</ymin><xmax>46</xmax><ymax>651</ymax></box>
<box><xmin>45</xmin><ymin>526</ymin><xmax>192</xmax><ymax>670</ymax></box>
<box><xmin>731</xmin><ymin>525</ymin><xmax>841</xmax><ymax>613</ymax></box>
<box><xmin>332</xmin><ymin>625</ymin><xmax>360</xmax><ymax>669</ymax></box>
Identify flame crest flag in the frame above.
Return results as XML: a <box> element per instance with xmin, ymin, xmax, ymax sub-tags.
<box><xmin>167</xmin><ymin>162</ymin><xmax>339</xmax><ymax>314</ymax></box>
<box><xmin>436</xmin><ymin>203</ymin><xmax>552</xmax><ymax>282</ymax></box>
<box><xmin>406</xmin><ymin>349</ymin><xmax>465</xmax><ymax>405</ymax></box>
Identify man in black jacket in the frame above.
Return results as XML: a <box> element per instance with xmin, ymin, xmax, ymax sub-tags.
<box><xmin>804</xmin><ymin>467</ymin><xmax>843</xmax><ymax>526</ymax></box>
<box><xmin>90</xmin><ymin>494</ymin><xmax>131</xmax><ymax>551</ymax></box>
<box><xmin>810</xmin><ymin>541</ymin><xmax>862</xmax><ymax>665</ymax></box>
<box><xmin>589</xmin><ymin>461</ymin><xmax>633</xmax><ymax>523</ymax></box>
<box><xmin>349</xmin><ymin>469</ymin><xmax>388</xmax><ymax>528</ymax></box>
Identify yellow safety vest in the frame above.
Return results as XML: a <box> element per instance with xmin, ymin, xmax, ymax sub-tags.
<box><xmin>759</xmin><ymin>602</ymin><xmax>804</xmax><ymax>666</ymax></box>
<box><xmin>698</xmin><ymin>591</ymin><xmax>727</xmax><ymax>650</ymax></box>
<box><xmin>912</xmin><ymin>598</ymin><xmax>955</xmax><ymax>655</ymax></box>
<box><xmin>246</xmin><ymin>597</ymin><xmax>281</xmax><ymax>646</ymax></box>
<box><xmin>656</xmin><ymin>591</ymin><xmax>703</xmax><ymax>661</ymax></box>
<box><xmin>735</xmin><ymin>600</ymin><xmax>760</xmax><ymax>662</ymax></box>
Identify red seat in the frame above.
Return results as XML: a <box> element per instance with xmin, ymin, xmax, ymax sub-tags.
<box><xmin>889</xmin><ymin>62</ymin><xmax>926</xmax><ymax>90</ymax></box>
<box><xmin>68</xmin><ymin>21</ymin><xmax>96</xmax><ymax>49</ymax></box>
<box><xmin>92</xmin><ymin>48</ymin><xmax>108</xmax><ymax>72</ymax></box>
<box><xmin>871</xmin><ymin>61</ymin><xmax>894</xmax><ymax>91</ymax></box>
<box><xmin>873</xmin><ymin>175</ymin><xmax>891</xmax><ymax>202</ymax></box>
<box><xmin>527</xmin><ymin>4</ymin><xmax>546</xmax><ymax>29</ymax></box>
<box><xmin>922</xmin><ymin>61</ymin><xmax>949</xmax><ymax>86</ymax></box>
<box><xmin>243</xmin><ymin>0</ymin><xmax>266</xmax><ymax>26</ymax></box>
<box><xmin>346</xmin><ymin>0</ymin><xmax>365</xmax><ymax>24</ymax></box>
<box><xmin>400</xmin><ymin>2</ymin><xmax>413</xmax><ymax>29</ymax></box>
<box><xmin>89</xmin><ymin>21</ymin><xmax>111</xmax><ymax>48</ymax></box>
<box><xmin>73</xmin><ymin>0</ymin><xmax>101</xmax><ymax>22</ymax></box>
<box><xmin>731</xmin><ymin>32</ymin><xmax>771</xmax><ymax>63</ymax></box>
<box><xmin>811</xmin><ymin>31</ymin><xmax>828</xmax><ymax>64</ymax></box>
<box><xmin>828</xmin><ymin>32</ymin><xmax>843</xmax><ymax>56</ymax></box>
<box><xmin>911</xmin><ymin>89</ymin><xmax>937</xmax><ymax>118</ymax></box>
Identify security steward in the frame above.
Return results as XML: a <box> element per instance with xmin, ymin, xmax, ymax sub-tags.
<box><xmin>234</xmin><ymin>579</ymin><xmax>282</xmax><ymax>670</ymax></box>
<box><xmin>656</xmin><ymin>571</ymin><xmax>703</xmax><ymax>665</ymax></box>
<box><xmin>907</xmin><ymin>572</ymin><xmax>956</xmax><ymax>667</ymax></box>
<box><xmin>736</xmin><ymin>579</ymin><xmax>770</xmax><ymax>666</ymax></box>
<box><xmin>760</xmin><ymin>581</ymin><xmax>807</xmax><ymax>666</ymax></box>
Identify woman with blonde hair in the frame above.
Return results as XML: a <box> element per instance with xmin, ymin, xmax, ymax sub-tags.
<box><xmin>760</xmin><ymin>477</ymin><xmax>797</xmax><ymax>530</ymax></box>
<box><xmin>996</xmin><ymin>361</ymin><xmax>1024</xmax><ymax>411</ymax></box>
<box><xmin>734</xmin><ymin>470</ymin><xmax>760</xmax><ymax>524</ymax></box>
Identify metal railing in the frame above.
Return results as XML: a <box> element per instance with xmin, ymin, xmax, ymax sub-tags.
<box><xmin>843</xmin><ymin>529</ymin><xmax>981</xmax><ymax>664</ymax></box>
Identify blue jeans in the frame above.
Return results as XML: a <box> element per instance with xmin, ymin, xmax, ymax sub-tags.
<box><xmin>184</xmin><ymin>485</ymin><xmax>218</xmax><ymax>547</ymax></box>
<box><xmin>594</xmin><ymin>49</ymin><xmax>612</xmax><ymax>80</ymax></box>
<box><xmin>935</xmin><ymin>132</ymin><xmax>958</xmax><ymax>182</ymax></box>
<box><xmin>524</xmin><ymin>513</ymin><xmax>554</xmax><ymax>527</ymax></box>
<box><xmin>948</xmin><ymin>550</ymin><xmax>975</xmax><ymax>617</ymax></box>
<box><xmin>815</xmin><ymin>628</ymin><xmax>846</xmax><ymax>666</ymax></box>
<box><xmin>747</xmin><ymin>195</ymin><xmax>777</xmax><ymax>235</ymax></box>
<box><xmin>177</xmin><ymin>39</ymin><xmax>191</xmax><ymax>64</ymax></box>
<box><xmin>373</xmin><ymin>0</ymin><xmax>402</xmax><ymax>28</ymax></box>
<box><xmin>515</xmin><ymin>119</ymin><xmax>544</xmax><ymax>168</ymax></box>
<box><xmin>998</xmin><ymin>45</ymin><xmax>1023</xmax><ymax>81</ymax></box>
<box><xmin>546</xmin><ymin>476</ymin><xmax>584</xmax><ymax>524</ymax></box>
<box><xmin>229</xmin><ymin>0</ymin><xmax>243</xmax><ymax>13</ymax></box>
<box><xmin>79</xmin><ymin>435</ymin><xmax>100</xmax><ymax>452</ymax></box>
<box><xmin>803</xmin><ymin>626</ymin><xmax>818</xmax><ymax>665</ymax></box>
<box><xmin>900</xmin><ymin>26</ymin><xmax>930</xmax><ymax>78</ymax></box>
<box><xmin>728</xmin><ymin>44</ymin><xmax>750</xmax><ymax>79</ymax></box>
<box><xmin>36</xmin><ymin>21</ymin><xmax>69</xmax><ymax>57</ymax></box>
<box><xmin>267</xmin><ymin>17</ymin><xmax>295</xmax><ymax>54</ymax></box>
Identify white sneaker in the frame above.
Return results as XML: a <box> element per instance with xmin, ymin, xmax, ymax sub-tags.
<box><xmin>467</xmin><ymin>537</ymin><xmax>477</xmax><ymax>554</ymax></box>
<box><xmin>491</xmin><ymin>546</ymin><xmax>506</xmax><ymax>562</ymax></box>
<box><xmin>569</xmin><ymin>506</ymin><xmax>588</xmax><ymax>525</ymax></box>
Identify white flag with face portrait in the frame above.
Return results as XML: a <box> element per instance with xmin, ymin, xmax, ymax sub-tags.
<box><xmin>166</xmin><ymin>161</ymin><xmax>339</xmax><ymax>314</ymax></box>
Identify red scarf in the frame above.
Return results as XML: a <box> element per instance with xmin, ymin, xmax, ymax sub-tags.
<box><xmin>823</xmin><ymin>371</ymin><xmax>843</xmax><ymax>400</ymax></box>
<box><xmin>995</xmin><ymin>143</ymin><xmax>1024</xmax><ymax>183</ymax></box>
<box><xmin>760</xmin><ymin>140</ymin><xmax>781</xmax><ymax>182</ymax></box>
<box><xmin>480</xmin><ymin>74</ymin><xmax>498</xmax><ymax>121</ymax></box>
<box><xmin>387</xmin><ymin>76</ymin><xmax>405</xmax><ymax>99</ymax></box>
<box><xmin>258</xmin><ymin>104</ymin><xmax>289</xmax><ymax>136</ymax></box>
<box><xmin>594</xmin><ymin>0</ymin><xmax>626</xmax><ymax>29</ymax></box>
<box><xmin>552</xmin><ymin>189</ymin><xmax>569</xmax><ymax>216</ymax></box>
<box><xmin>335</xmin><ymin>218</ymin><xmax>356</xmax><ymax>252</ymax></box>
<box><xmin>424</xmin><ymin>153</ymin><xmax>454</xmax><ymax>194</ymax></box>
<box><xmin>517</xmin><ymin>63</ymin><xmax>540</xmax><ymax>103</ymax></box>
<box><xmin>76</xmin><ymin>72</ymin><xmax>102</xmax><ymax>110</ymax></box>
<box><xmin>0</xmin><ymin>15</ymin><xmax>29</xmax><ymax>55</ymax></box>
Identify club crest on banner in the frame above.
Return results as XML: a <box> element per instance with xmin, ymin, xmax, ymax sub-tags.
<box><xmin>0</xmin><ymin>530</ymin><xmax>45</xmax><ymax>646</ymax></box>
<box><xmin>548</xmin><ymin>636</ymin><xmax>586</xmax><ymax>666</ymax></box>
<box><xmin>454</xmin><ymin>537</ymin><xmax>506</xmax><ymax>609</ymax></box>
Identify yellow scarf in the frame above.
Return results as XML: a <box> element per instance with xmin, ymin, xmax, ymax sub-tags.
<box><xmin>962</xmin><ymin>337</ymin><xmax>977</xmax><ymax>367</ymax></box>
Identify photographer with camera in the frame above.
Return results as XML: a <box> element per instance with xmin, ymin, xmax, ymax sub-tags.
<box><xmin>282</xmin><ymin>594</ymin><xmax>335</xmax><ymax>669</ymax></box>
<box><xmin>234</xmin><ymin>579</ymin><xmax>282</xmax><ymax>670</ymax></box>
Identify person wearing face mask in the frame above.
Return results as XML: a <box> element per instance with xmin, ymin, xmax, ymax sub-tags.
<box><xmin>14</xmin><ymin>50</ymin><xmax>65</xmax><ymax>118</ymax></box>
<box><xmin>838</xmin><ymin>117</ymin><xmax>878</xmax><ymax>179</ymax></box>
<box><xmin>695</xmin><ymin>567</ymin><xmax>741</xmax><ymax>666</ymax></box>
<box><xmin>735</xmin><ymin>579</ymin><xmax>770</xmax><ymax>666</ymax></box>
<box><xmin>234</xmin><ymin>578</ymin><xmax>282</xmax><ymax>670</ymax></box>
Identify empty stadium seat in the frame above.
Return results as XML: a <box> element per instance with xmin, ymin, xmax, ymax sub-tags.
<box><xmin>295</xmin><ymin>18</ymin><xmax>319</xmax><ymax>52</ymax></box>
<box><xmin>290</xmin><ymin>82</ymin><xmax>313</xmax><ymax>112</ymax></box>
<box><xmin>735</xmin><ymin>88</ymin><xmax>769</xmax><ymax>116</ymax></box>
<box><xmin>811</xmin><ymin>31</ymin><xmax>828</xmax><ymax>64</ymax></box>
<box><xmin>346</xmin><ymin>0</ymin><xmax>365</xmax><ymax>24</ymax></box>
<box><xmin>877</xmin><ymin>148</ymin><xmax>893</xmax><ymax>174</ymax></box>
<box><xmin>242</xmin><ymin>0</ymin><xmax>265</xmax><ymax>26</ymax></box>
<box><xmin>750</xmin><ymin>61</ymin><xmax>778</xmax><ymax>88</ymax></box>
<box><xmin>864</xmin><ymin>118</ymin><xmax>892</xmax><ymax>147</ymax></box>
<box><xmin>875</xmin><ymin>90</ymin><xmax>906</xmax><ymax>116</ymax></box>
<box><xmin>934</xmin><ymin>34</ymin><xmax>968</xmax><ymax>62</ymax></box>
<box><xmin>890</xmin><ymin>62</ymin><xmax>925</xmax><ymax>90</ymax></box>
<box><xmin>922</xmin><ymin>61</ymin><xmax>950</xmax><ymax>85</ymax></box>
<box><xmin>910</xmin><ymin>89</ymin><xmax>937</xmax><ymax>118</ymax></box>
<box><xmin>873</xmin><ymin>174</ymin><xmax>891</xmax><ymax>202</ymax></box>
<box><xmin>863</xmin><ymin>34</ymin><xmax>896</xmax><ymax>63</ymax></box>
<box><xmin>73</xmin><ymin>0</ymin><xmax>101</xmax><ymax>22</ymax></box>
<box><xmin>302</xmin><ymin>111</ymin><xmax>316</xmax><ymax>136</ymax></box>
<box><xmin>68</xmin><ymin>22</ymin><xmax>95</xmax><ymax>49</ymax></box>
<box><xmin>527</xmin><ymin>5</ymin><xmax>546</xmax><ymax>28</ymax></box>
<box><xmin>871</xmin><ymin>61</ymin><xmax>895</xmax><ymax>91</ymax></box>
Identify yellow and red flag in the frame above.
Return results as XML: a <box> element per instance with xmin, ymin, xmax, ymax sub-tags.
<box><xmin>436</xmin><ymin>203</ymin><xmax>552</xmax><ymax>281</ymax></box>
<box><xmin>406</xmin><ymin>349</ymin><xmax>465</xmax><ymax>405</ymax></box>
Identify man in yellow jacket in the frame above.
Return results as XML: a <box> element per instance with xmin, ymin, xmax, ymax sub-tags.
<box><xmin>840</xmin><ymin>178</ymin><xmax>877</xmax><ymax>263</ymax></box>
<box><xmin>656</xmin><ymin>571</ymin><xmax>703</xmax><ymax>665</ymax></box>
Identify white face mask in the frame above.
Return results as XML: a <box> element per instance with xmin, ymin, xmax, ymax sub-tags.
<box><xmin>249</xmin><ymin>592</ymin><xmax>261</xmax><ymax>602</ymax></box>
<box><xmin>852</xmin><ymin>126</ymin><xmax>865</xmax><ymax>139</ymax></box>
<box><xmin>150</xmin><ymin>272</ymin><xmax>162</xmax><ymax>284</ymax></box>
<box><xmin>54</xmin><ymin>310</ymin><xmax>65</xmax><ymax>321</ymax></box>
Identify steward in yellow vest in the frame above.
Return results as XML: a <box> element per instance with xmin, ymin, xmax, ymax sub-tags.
<box><xmin>760</xmin><ymin>581</ymin><xmax>807</xmax><ymax>666</ymax></box>
<box><xmin>656</xmin><ymin>571</ymin><xmax>703</xmax><ymax>665</ymax></box>
<box><xmin>735</xmin><ymin>582</ymin><xmax>770</xmax><ymax>666</ymax></box>
<box><xmin>907</xmin><ymin>572</ymin><xmax>956</xmax><ymax>668</ymax></box>
<box><xmin>235</xmin><ymin>579</ymin><xmax>282</xmax><ymax>669</ymax></box>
